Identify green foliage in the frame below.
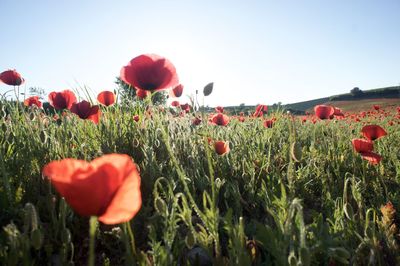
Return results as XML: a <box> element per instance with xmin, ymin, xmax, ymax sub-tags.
<box><xmin>0</xmin><ymin>99</ymin><xmax>399</xmax><ymax>265</ymax></box>
<box><xmin>115</xmin><ymin>77</ymin><xmax>168</xmax><ymax>106</ymax></box>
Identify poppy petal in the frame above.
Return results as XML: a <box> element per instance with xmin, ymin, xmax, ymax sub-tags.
<box><xmin>360</xmin><ymin>151</ymin><xmax>382</xmax><ymax>165</ymax></box>
<box><xmin>99</xmin><ymin>169</ymin><xmax>142</xmax><ymax>224</ymax></box>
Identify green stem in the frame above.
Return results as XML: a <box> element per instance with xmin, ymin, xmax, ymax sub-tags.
<box><xmin>203</xmin><ymin>137</ymin><xmax>221</xmax><ymax>258</ymax></box>
<box><xmin>204</xmin><ymin>137</ymin><xmax>216</xmax><ymax>208</ymax></box>
<box><xmin>126</xmin><ymin>221</ymin><xmax>137</xmax><ymax>257</ymax></box>
<box><xmin>0</xmin><ymin>149</ymin><xmax>11</xmax><ymax>204</ymax></box>
<box><xmin>88</xmin><ymin>216</ymin><xmax>98</xmax><ymax>266</ymax></box>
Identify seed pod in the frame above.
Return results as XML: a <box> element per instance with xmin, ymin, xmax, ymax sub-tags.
<box><xmin>288</xmin><ymin>252</ymin><xmax>297</xmax><ymax>266</ymax></box>
<box><xmin>343</xmin><ymin>203</ymin><xmax>354</xmax><ymax>220</ymax></box>
<box><xmin>290</xmin><ymin>141</ymin><xmax>302</xmax><ymax>162</ymax></box>
<box><xmin>332</xmin><ymin>247</ymin><xmax>350</xmax><ymax>260</ymax></box>
<box><xmin>24</xmin><ymin>203</ymin><xmax>39</xmax><ymax>231</ymax></box>
<box><xmin>203</xmin><ymin>82</ymin><xmax>213</xmax><ymax>96</ymax></box>
<box><xmin>185</xmin><ymin>230</ymin><xmax>196</xmax><ymax>249</ymax></box>
<box><xmin>61</xmin><ymin>228</ymin><xmax>71</xmax><ymax>244</ymax></box>
<box><xmin>40</xmin><ymin>131</ymin><xmax>47</xmax><ymax>143</ymax></box>
<box><xmin>299</xmin><ymin>247</ymin><xmax>310</xmax><ymax>265</ymax></box>
<box><xmin>154</xmin><ymin>197</ymin><xmax>167</xmax><ymax>215</ymax></box>
<box><xmin>30</xmin><ymin>229</ymin><xmax>44</xmax><ymax>250</ymax></box>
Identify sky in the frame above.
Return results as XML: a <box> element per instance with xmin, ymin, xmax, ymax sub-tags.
<box><xmin>1</xmin><ymin>0</ymin><xmax>399</xmax><ymax>107</ymax></box>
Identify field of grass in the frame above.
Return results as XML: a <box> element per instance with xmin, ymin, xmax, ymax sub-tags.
<box><xmin>0</xmin><ymin>96</ymin><xmax>399</xmax><ymax>265</ymax></box>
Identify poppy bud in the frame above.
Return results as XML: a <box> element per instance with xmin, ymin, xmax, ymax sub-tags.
<box><xmin>203</xmin><ymin>82</ymin><xmax>213</xmax><ymax>96</ymax></box>
<box><xmin>185</xmin><ymin>230</ymin><xmax>196</xmax><ymax>249</ymax></box>
<box><xmin>30</xmin><ymin>229</ymin><xmax>44</xmax><ymax>250</ymax></box>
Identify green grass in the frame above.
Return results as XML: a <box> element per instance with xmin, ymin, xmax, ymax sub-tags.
<box><xmin>0</xmin><ymin>99</ymin><xmax>399</xmax><ymax>265</ymax></box>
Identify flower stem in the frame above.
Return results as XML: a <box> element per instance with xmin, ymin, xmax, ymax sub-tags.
<box><xmin>88</xmin><ymin>216</ymin><xmax>98</xmax><ymax>266</ymax></box>
<box><xmin>126</xmin><ymin>221</ymin><xmax>137</xmax><ymax>257</ymax></box>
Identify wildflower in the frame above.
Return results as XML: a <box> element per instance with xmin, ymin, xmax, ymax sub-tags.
<box><xmin>333</xmin><ymin>107</ymin><xmax>344</xmax><ymax>117</ymax></box>
<box><xmin>97</xmin><ymin>91</ymin><xmax>116</xmax><ymax>106</ymax></box>
<box><xmin>48</xmin><ymin>90</ymin><xmax>77</xmax><ymax>110</ymax></box>
<box><xmin>42</xmin><ymin>154</ymin><xmax>142</xmax><ymax>224</ymax></box>
<box><xmin>360</xmin><ymin>151</ymin><xmax>382</xmax><ymax>165</ymax></box>
<box><xmin>170</xmin><ymin>84</ymin><xmax>183</xmax><ymax>97</ymax></box>
<box><xmin>351</xmin><ymin>138</ymin><xmax>374</xmax><ymax>153</ymax></box>
<box><xmin>70</xmin><ymin>100</ymin><xmax>101</xmax><ymax>124</ymax></box>
<box><xmin>120</xmin><ymin>54</ymin><xmax>179</xmax><ymax>92</ymax></box>
<box><xmin>180</xmin><ymin>103</ymin><xmax>191</xmax><ymax>113</ymax></box>
<box><xmin>0</xmin><ymin>69</ymin><xmax>24</xmax><ymax>86</ymax></box>
<box><xmin>215</xmin><ymin>106</ymin><xmax>224</xmax><ymax>113</ymax></box>
<box><xmin>24</xmin><ymin>96</ymin><xmax>42</xmax><ymax>108</ymax></box>
<box><xmin>314</xmin><ymin>105</ymin><xmax>334</xmax><ymax>119</ymax></box>
<box><xmin>210</xmin><ymin>113</ymin><xmax>229</xmax><ymax>126</ymax></box>
<box><xmin>253</xmin><ymin>105</ymin><xmax>268</xmax><ymax>117</ymax></box>
<box><xmin>192</xmin><ymin>117</ymin><xmax>202</xmax><ymax>126</ymax></box>
<box><xmin>214</xmin><ymin>141</ymin><xmax>230</xmax><ymax>155</ymax></box>
<box><xmin>263</xmin><ymin>119</ymin><xmax>274</xmax><ymax>128</ymax></box>
<box><xmin>171</xmin><ymin>100</ymin><xmax>180</xmax><ymax>107</ymax></box>
<box><xmin>361</xmin><ymin>125</ymin><xmax>387</xmax><ymax>141</ymax></box>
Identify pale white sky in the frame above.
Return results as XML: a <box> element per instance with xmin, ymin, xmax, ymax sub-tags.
<box><xmin>1</xmin><ymin>0</ymin><xmax>399</xmax><ymax>106</ymax></box>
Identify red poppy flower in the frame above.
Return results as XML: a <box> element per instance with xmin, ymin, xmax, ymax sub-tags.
<box><xmin>180</xmin><ymin>103</ymin><xmax>191</xmax><ymax>113</ymax></box>
<box><xmin>373</xmin><ymin>105</ymin><xmax>380</xmax><ymax>111</ymax></box>
<box><xmin>97</xmin><ymin>91</ymin><xmax>116</xmax><ymax>106</ymax></box>
<box><xmin>214</xmin><ymin>141</ymin><xmax>230</xmax><ymax>155</ymax></box>
<box><xmin>360</xmin><ymin>151</ymin><xmax>382</xmax><ymax>165</ymax></box>
<box><xmin>0</xmin><ymin>69</ymin><xmax>25</xmax><ymax>86</ymax></box>
<box><xmin>333</xmin><ymin>107</ymin><xmax>344</xmax><ymax>117</ymax></box>
<box><xmin>136</xmin><ymin>89</ymin><xmax>150</xmax><ymax>100</ymax></box>
<box><xmin>192</xmin><ymin>117</ymin><xmax>202</xmax><ymax>126</ymax></box>
<box><xmin>133</xmin><ymin>115</ymin><xmax>140</xmax><ymax>122</ymax></box>
<box><xmin>397</xmin><ymin>107</ymin><xmax>400</xmax><ymax>114</ymax></box>
<box><xmin>351</xmin><ymin>138</ymin><xmax>374</xmax><ymax>153</ymax></box>
<box><xmin>361</xmin><ymin>125</ymin><xmax>387</xmax><ymax>141</ymax></box>
<box><xmin>253</xmin><ymin>105</ymin><xmax>268</xmax><ymax>117</ymax></box>
<box><xmin>48</xmin><ymin>90</ymin><xmax>77</xmax><ymax>110</ymax></box>
<box><xmin>314</xmin><ymin>105</ymin><xmax>334</xmax><ymax>119</ymax></box>
<box><xmin>42</xmin><ymin>154</ymin><xmax>142</xmax><ymax>224</ymax></box>
<box><xmin>238</xmin><ymin>116</ymin><xmax>245</xmax><ymax>122</ymax></box>
<box><xmin>70</xmin><ymin>100</ymin><xmax>101</xmax><ymax>124</ymax></box>
<box><xmin>171</xmin><ymin>100</ymin><xmax>180</xmax><ymax>107</ymax></box>
<box><xmin>120</xmin><ymin>54</ymin><xmax>179</xmax><ymax>92</ymax></box>
<box><xmin>170</xmin><ymin>84</ymin><xmax>183</xmax><ymax>98</ymax></box>
<box><xmin>263</xmin><ymin>119</ymin><xmax>274</xmax><ymax>128</ymax></box>
<box><xmin>210</xmin><ymin>113</ymin><xmax>230</xmax><ymax>126</ymax></box>
<box><xmin>215</xmin><ymin>106</ymin><xmax>224</xmax><ymax>113</ymax></box>
<box><xmin>24</xmin><ymin>96</ymin><xmax>42</xmax><ymax>108</ymax></box>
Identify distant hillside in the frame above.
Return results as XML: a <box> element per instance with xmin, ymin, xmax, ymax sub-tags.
<box><xmin>283</xmin><ymin>86</ymin><xmax>399</xmax><ymax>113</ymax></box>
<box><xmin>283</xmin><ymin>97</ymin><xmax>330</xmax><ymax>113</ymax></box>
<box><xmin>326</xmin><ymin>98</ymin><xmax>400</xmax><ymax>113</ymax></box>
<box><xmin>206</xmin><ymin>86</ymin><xmax>399</xmax><ymax>115</ymax></box>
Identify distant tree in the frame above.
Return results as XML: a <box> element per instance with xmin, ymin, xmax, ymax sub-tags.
<box><xmin>350</xmin><ymin>87</ymin><xmax>363</xmax><ymax>96</ymax></box>
<box><xmin>28</xmin><ymin>87</ymin><xmax>46</xmax><ymax>99</ymax></box>
<box><xmin>115</xmin><ymin>77</ymin><xmax>168</xmax><ymax>105</ymax></box>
